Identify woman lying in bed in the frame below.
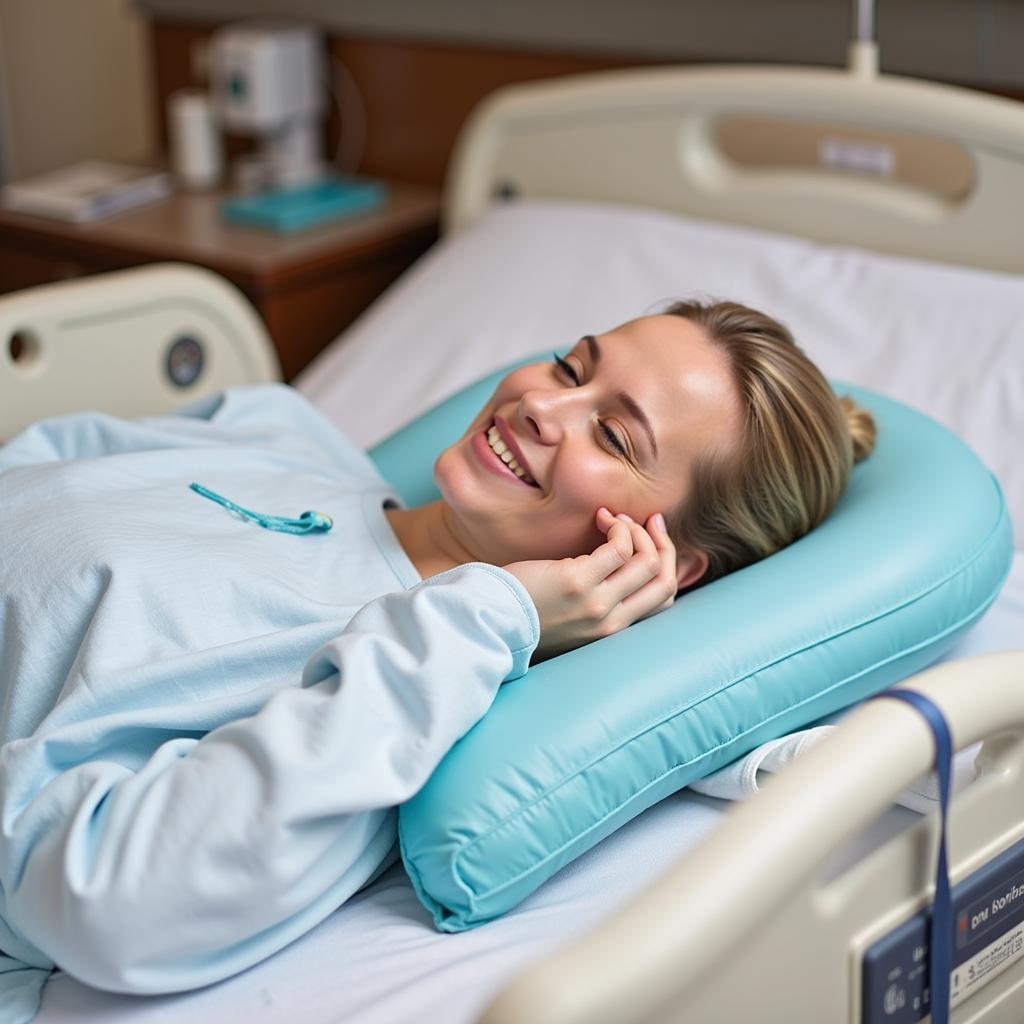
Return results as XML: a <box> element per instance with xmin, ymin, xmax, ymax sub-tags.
<box><xmin>0</xmin><ymin>300</ymin><xmax>874</xmax><ymax>1021</ymax></box>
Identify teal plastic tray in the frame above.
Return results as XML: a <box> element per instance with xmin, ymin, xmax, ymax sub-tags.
<box><xmin>220</xmin><ymin>177</ymin><xmax>388</xmax><ymax>233</ymax></box>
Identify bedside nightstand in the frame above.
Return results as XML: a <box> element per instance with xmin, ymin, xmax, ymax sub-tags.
<box><xmin>0</xmin><ymin>180</ymin><xmax>440</xmax><ymax>380</ymax></box>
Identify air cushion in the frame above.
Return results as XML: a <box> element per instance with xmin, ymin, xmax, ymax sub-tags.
<box><xmin>369</xmin><ymin>363</ymin><xmax>1013</xmax><ymax>931</ymax></box>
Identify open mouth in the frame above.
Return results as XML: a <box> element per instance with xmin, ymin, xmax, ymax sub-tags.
<box><xmin>481</xmin><ymin>422</ymin><xmax>539</xmax><ymax>486</ymax></box>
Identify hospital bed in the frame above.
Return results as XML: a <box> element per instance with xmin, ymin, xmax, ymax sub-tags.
<box><xmin>2</xmin><ymin>56</ymin><xmax>1023</xmax><ymax>1024</ymax></box>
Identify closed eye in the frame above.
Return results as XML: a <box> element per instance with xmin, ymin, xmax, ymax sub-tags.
<box><xmin>552</xmin><ymin>352</ymin><xmax>629</xmax><ymax>457</ymax></box>
<box><xmin>600</xmin><ymin>422</ymin><xmax>628</xmax><ymax>456</ymax></box>
<box><xmin>552</xmin><ymin>352</ymin><xmax>580</xmax><ymax>385</ymax></box>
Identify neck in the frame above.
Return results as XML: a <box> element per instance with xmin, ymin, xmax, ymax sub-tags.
<box><xmin>385</xmin><ymin>501</ymin><xmax>480</xmax><ymax>579</ymax></box>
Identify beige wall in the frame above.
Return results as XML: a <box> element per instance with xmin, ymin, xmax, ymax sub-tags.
<box><xmin>1</xmin><ymin>0</ymin><xmax>1020</xmax><ymax>187</ymax></box>
<box><xmin>137</xmin><ymin>0</ymin><xmax>1024</xmax><ymax>90</ymax></box>
<box><xmin>0</xmin><ymin>0</ymin><xmax>156</xmax><ymax>183</ymax></box>
<box><xmin>0</xmin><ymin>18</ymin><xmax>13</xmax><ymax>182</ymax></box>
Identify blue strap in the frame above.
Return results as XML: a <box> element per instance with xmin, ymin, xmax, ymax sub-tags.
<box><xmin>190</xmin><ymin>483</ymin><xmax>333</xmax><ymax>535</ymax></box>
<box><xmin>878</xmin><ymin>688</ymin><xmax>953</xmax><ymax>1024</ymax></box>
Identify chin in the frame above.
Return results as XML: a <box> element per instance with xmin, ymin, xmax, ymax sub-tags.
<box><xmin>433</xmin><ymin>444</ymin><xmax>477</xmax><ymax>511</ymax></box>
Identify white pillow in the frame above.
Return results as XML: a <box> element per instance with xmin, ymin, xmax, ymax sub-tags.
<box><xmin>297</xmin><ymin>198</ymin><xmax>1024</xmax><ymax>543</ymax></box>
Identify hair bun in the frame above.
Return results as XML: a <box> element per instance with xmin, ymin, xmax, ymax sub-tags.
<box><xmin>839</xmin><ymin>395</ymin><xmax>878</xmax><ymax>463</ymax></box>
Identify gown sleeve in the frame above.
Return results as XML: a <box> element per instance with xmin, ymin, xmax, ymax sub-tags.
<box><xmin>0</xmin><ymin>563</ymin><xmax>538</xmax><ymax>996</ymax></box>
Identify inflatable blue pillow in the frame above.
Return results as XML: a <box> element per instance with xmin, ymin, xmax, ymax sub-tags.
<box><xmin>369</xmin><ymin>363</ymin><xmax>1013</xmax><ymax>931</ymax></box>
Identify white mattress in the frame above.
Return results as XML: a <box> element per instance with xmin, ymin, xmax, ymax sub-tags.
<box><xmin>37</xmin><ymin>200</ymin><xmax>1024</xmax><ymax>1023</ymax></box>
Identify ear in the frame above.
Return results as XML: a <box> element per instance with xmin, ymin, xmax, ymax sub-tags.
<box><xmin>675</xmin><ymin>546</ymin><xmax>709</xmax><ymax>592</ymax></box>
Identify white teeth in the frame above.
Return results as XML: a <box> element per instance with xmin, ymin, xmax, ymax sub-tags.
<box><xmin>485</xmin><ymin>424</ymin><xmax>535</xmax><ymax>485</ymax></box>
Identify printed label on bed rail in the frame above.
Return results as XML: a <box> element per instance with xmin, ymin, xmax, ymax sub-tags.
<box><xmin>820</xmin><ymin>138</ymin><xmax>895</xmax><ymax>177</ymax></box>
<box><xmin>862</xmin><ymin>835</ymin><xmax>1024</xmax><ymax>1024</ymax></box>
<box><xmin>957</xmin><ymin>871</ymin><xmax>1024</xmax><ymax>948</ymax></box>
<box><xmin>950</xmin><ymin>923</ymin><xmax>1024</xmax><ymax>1008</ymax></box>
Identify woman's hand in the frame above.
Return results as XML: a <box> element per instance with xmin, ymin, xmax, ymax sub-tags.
<box><xmin>503</xmin><ymin>507</ymin><xmax>678</xmax><ymax>662</ymax></box>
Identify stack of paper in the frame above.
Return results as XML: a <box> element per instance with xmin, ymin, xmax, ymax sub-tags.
<box><xmin>0</xmin><ymin>160</ymin><xmax>172</xmax><ymax>223</ymax></box>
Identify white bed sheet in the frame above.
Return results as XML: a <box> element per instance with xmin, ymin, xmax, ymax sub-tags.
<box><xmin>37</xmin><ymin>200</ymin><xmax>1024</xmax><ymax>1024</ymax></box>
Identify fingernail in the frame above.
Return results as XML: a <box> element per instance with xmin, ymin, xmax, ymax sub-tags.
<box><xmin>617</xmin><ymin>513</ymin><xmax>633</xmax><ymax>522</ymax></box>
<box><xmin>653</xmin><ymin>513</ymin><xmax>666</xmax><ymax>533</ymax></box>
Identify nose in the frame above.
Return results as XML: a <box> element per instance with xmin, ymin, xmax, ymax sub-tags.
<box><xmin>517</xmin><ymin>385</ymin><xmax>582</xmax><ymax>444</ymax></box>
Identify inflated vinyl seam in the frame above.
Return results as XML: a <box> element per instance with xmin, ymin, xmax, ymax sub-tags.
<box><xmin>399</xmin><ymin>829</ymin><xmax>470</xmax><ymax>925</ymax></box>
<box><xmin>440</xmin><ymin>492</ymin><xmax>1009</xmax><ymax>908</ymax></box>
<box><xmin>666</xmin><ymin>477</ymin><xmax>1009</xmax><ymax>730</ymax></box>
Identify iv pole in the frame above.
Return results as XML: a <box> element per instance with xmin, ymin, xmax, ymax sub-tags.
<box><xmin>848</xmin><ymin>0</ymin><xmax>880</xmax><ymax>76</ymax></box>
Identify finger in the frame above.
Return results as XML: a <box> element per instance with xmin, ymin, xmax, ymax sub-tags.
<box><xmin>619</xmin><ymin>574</ymin><xmax>677</xmax><ymax>623</ymax></box>
<box><xmin>602</xmin><ymin>515</ymin><xmax>661</xmax><ymax>593</ymax></box>
<box><xmin>579</xmin><ymin>519</ymin><xmax>634</xmax><ymax>583</ymax></box>
<box><xmin>619</xmin><ymin>515</ymin><xmax>679</xmax><ymax>619</ymax></box>
<box><xmin>594</xmin><ymin>506</ymin><xmax>616</xmax><ymax>534</ymax></box>
<box><xmin>599</xmin><ymin>515</ymin><xmax>677</xmax><ymax>619</ymax></box>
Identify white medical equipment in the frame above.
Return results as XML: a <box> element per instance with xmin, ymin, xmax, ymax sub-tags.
<box><xmin>209</xmin><ymin>21</ymin><xmax>327</xmax><ymax>191</ymax></box>
<box><xmin>3</xmin><ymin>14</ymin><xmax>1024</xmax><ymax>1024</ymax></box>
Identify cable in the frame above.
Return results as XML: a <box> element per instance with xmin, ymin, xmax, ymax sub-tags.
<box><xmin>323</xmin><ymin>54</ymin><xmax>367</xmax><ymax>177</ymax></box>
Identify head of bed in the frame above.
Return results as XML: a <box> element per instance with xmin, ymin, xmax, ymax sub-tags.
<box><xmin>445</xmin><ymin>64</ymin><xmax>1024</xmax><ymax>274</ymax></box>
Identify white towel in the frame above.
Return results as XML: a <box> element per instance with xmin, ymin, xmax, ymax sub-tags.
<box><xmin>689</xmin><ymin>726</ymin><xmax>980</xmax><ymax>813</ymax></box>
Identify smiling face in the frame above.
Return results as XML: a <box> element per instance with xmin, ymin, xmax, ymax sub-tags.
<box><xmin>432</xmin><ymin>314</ymin><xmax>746</xmax><ymax>567</ymax></box>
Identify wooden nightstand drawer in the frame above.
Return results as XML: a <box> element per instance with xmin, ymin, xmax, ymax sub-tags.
<box><xmin>0</xmin><ymin>242</ymin><xmax>116</xmax><ymax>294</ymax></box>
<box><xmin>254</xmin><ymin>236</ymin><xmax>434</xmax><ymax>380</ymax></box>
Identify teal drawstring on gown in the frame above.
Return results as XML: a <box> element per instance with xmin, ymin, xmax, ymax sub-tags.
<box><xmin>189</xmin><ymin>482</ymin><xmax>333</xmax><ymax>534</ymax></box>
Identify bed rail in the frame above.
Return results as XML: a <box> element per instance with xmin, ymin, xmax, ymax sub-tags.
<box><xmin>482</xmin><ymin>650</ymin><xmax>1024</xmax><ymax>1024</ymax></box>
<box><xmin>0</xmin><ymin>263</ymin><xmax>280</xmax><ymax>440</ymax></box>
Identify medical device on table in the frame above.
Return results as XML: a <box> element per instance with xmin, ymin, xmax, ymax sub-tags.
<box><xmin>209</xmin><ymin>22</ymin><xmax>326</xmax><ymax>192</ymax></box>
<box><xmin>196</xmin><ymin>21</ymin><xmax>383</xmax><ymax>231</ymax></box>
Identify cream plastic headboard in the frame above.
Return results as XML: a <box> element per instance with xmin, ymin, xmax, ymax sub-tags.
<box><xmin>445</xmin><ymin>65</ymin><xmax>1024</xmax><ymax>274</ymax></box>
<box><xmin>0</xmin><ymin>263</ymin><xmax>280</xmax><ymax>439</ymax></box>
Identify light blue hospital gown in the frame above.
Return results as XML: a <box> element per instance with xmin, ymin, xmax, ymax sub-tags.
<box><xmin>0</xmin><ymin>385</ymin><xmax>539</xmax><ymax>1023</ymax></box>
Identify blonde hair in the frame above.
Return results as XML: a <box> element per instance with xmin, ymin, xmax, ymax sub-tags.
<box><xmin>665</xmin><ymin>299</ymin><xmax>877</xmax><ymax>588</ymax></box>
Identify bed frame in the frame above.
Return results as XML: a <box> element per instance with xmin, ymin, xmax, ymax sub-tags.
<box><xmin>446</xmin><ymin>63</ymin><xmax>1024</xmax><ymax>275</ymax></box>
<box><xmin>0</xmin><ymin>263</ymin><xmax>279</xmax><ymax>440</ymax></box>
<box><xmin>444</xmin><ymin>65</ymin><xmax>1024</xmax><ymax>1024</ymax></box>
<box><xmin>2</xmin><ymin>57</ymin><xmax>1023</xmax><ymax>1024</ymax></box>
<box><xmin>484</xmin><ymin>652</ymin><xmax>1024</xmax><ymax>1024</ymax></box>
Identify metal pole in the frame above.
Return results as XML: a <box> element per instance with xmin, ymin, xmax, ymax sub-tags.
<box><xmin>848</xmin><ymin>0</ymin><xmax>879</xmax><ymax>76</ymax></box>
<box><xmin>854</xmin><ymin>0</ymin><xmax>875</xmax><ymax>43</ymax></box>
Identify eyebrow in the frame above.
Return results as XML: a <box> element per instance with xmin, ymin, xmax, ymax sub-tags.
<box><xmin>583</xmin><ymin>335</ymin><xmax>659</xmax><ymax>460</ymax></box>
